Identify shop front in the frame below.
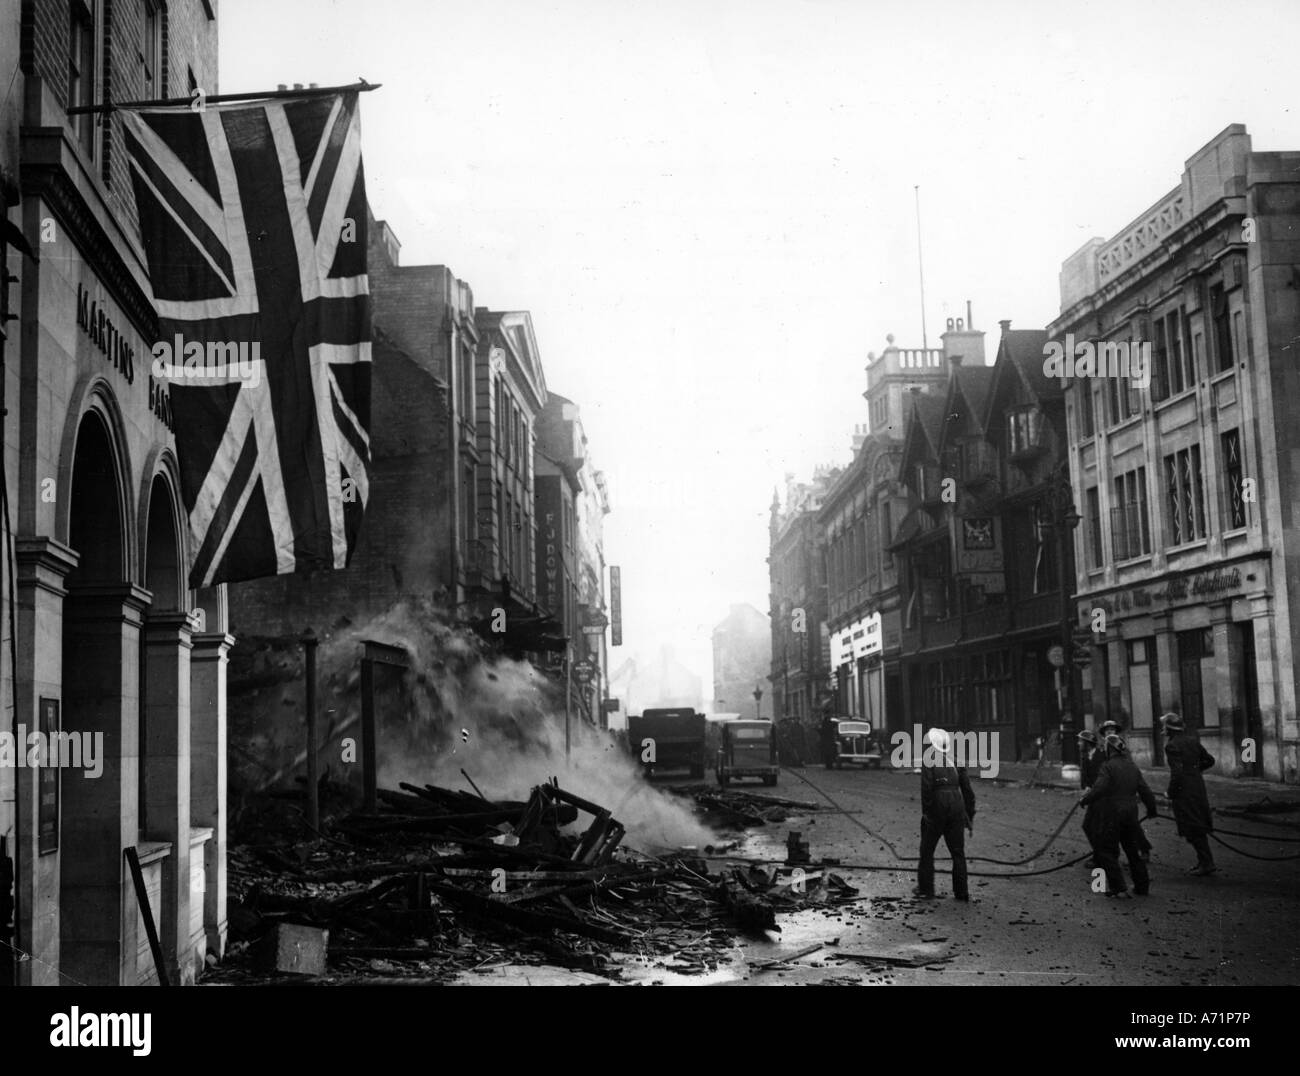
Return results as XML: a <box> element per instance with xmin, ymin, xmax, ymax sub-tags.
<box><xmin>1081</xmin><ymin>557</ymin><xmax>1273</xmax><ymax>776</ymax></box>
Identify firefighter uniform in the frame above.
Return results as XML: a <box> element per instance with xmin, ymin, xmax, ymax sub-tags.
<box><xmin>1080</xmin><ymin>735</ymin><xmax>1157</xmax><ymax>897</ymax></box>
<box><xmin>1095</xmin><ymin>725</ymin><xmax>1152</xmax><ymax>860</ymax></box>
<box><xmin>915</xmin><ymin>729</ymin><xmax>976</xmax><ymax>901</ymax></box>
<box><xmin>1162</xmin><ymin>714</ymin><xmax>1216</xmax><ymax>874</ymax></box>
<box><xmin>1078</xmin><ymin>731</ymin><xmax>1103</xmax><ymax>862</ymax></box>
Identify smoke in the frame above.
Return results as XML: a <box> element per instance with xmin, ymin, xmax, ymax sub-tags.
<box><xmin>318</xmin><ymin>598</ymin><xmax>715</xmax><ymax>852</ymax></box>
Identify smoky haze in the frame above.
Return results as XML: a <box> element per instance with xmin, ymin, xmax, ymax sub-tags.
<box><xmin>319</xmin><ymin>600</ymin><xmax>715</xmax><ymax>851</ymax></box>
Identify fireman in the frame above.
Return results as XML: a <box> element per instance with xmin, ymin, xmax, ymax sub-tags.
<box><xmin>1078</xmin><ymin>729</ymin><xmax>1103</xmax><ymax>866</ymax></box>
<box><xmin>1080</xmin><ymin>733</ymin><xmax>1158</xmax><ymax>898</ymax></box>
<box><xmin>1095</xmin><ymin>720</ymin><xmax>1152</xmax><ymax>861</ymax></box>
<box><xmin>914</xmin><ymin>728</ymin><xmax>975</xmax><ymax>902</ymax></box>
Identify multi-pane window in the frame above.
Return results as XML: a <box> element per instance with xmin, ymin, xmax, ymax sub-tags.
<box><xmin>68</xmin><ymin>1</ymin><xmax>96</xmax><ymax>156</ymax></box>
<box><xmin>870</xmin><ymin>395</ymin><xmax>888</xmax><ymax>431</ymax></box>
<box><xmin>513</xmin><ymin>505</ymin><xmax>523</xmax><ymax>580</ymax></box>
<box><xmin>1211</xmin><ymin>284</ymin><xmax>1234</xmax><ymax>372</ymax></box>
<box><xmin>970</xmin><ymin>651</ymin><xmax>1010</xmax><ymax>726</ymax></box>
<box><xmin>144</xmin><ymin>0</ymin><xmax>163</xmax><ymax>97</ymax></box>
<box><xmin>497</xmin><ymin>485</ymin><xmax>507</xmax><ymax>572</ymax></box>
<box><xmin>1164</xmin><ymin>445</ymin><xmax>1206</xmax><ymax>545</ymax></box>
<box><xmin>879</xmin><ymin>502</ymin><xmax>892</xmax><ymax>571</ymax></box>
<box><xmin>1111</xmin><ymin>467</ymin><xmax>1150</xmax><ymax>560</ymax></box>
<box><xmin>1077</xmin><ymin>386</ymin><xmax>1095</xmax><ymax>439</ymax></box>
<box><xmin>1007</xmin><ymin>407</ymin><xmax>1041</xmax><ymax>455</ymax></box>
<box><xmin>1107</xmin><ymin>371</ymin><xmax>1140</xmax><ymax>425</ymax></box>
<box><xmin>1152</xmin><ymin>309</ymin><xmax>1192</xmax><ymax>400</ymax></box>
<box><xmin>1221</xmin><ymin>429</ymin><xmax>1247</xmax><ymax>530</ymax></box>
<box><xmin>458</xmin><ymin>343</ymin><xmax>474</xmax><ymax>427</ymax></box>
<box><xmin>505</xmin><ymin>492</ymin><xmax>515</xmax><ymax>578</ymax></box>
<box><xmin>494</xmin><ymin>379</ymin><xmax>505</xmax><ymax>449</ymax></box>
<box><xmin>1085</xmin><ymin>486</ymin><xmax>1103</xmax><ymax>569</ymax></box>
<box><xmin>1031</xmin><ymin>500</ymin><xmax>1059</xmax><ymax>594</ymax></box>
<box><xmin>461</xmin><ymin>463</ymin><xmax>475</xmax><ymax>547</ymax></box>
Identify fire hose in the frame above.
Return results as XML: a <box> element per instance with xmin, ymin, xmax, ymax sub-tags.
<box><xmin>779</xmin><ymin>765</ymin><xmax>1090</xmax><ymax>878</ymax></box>
<box><xmin>706</xmin><ymin>766</ymin><xmax>1300</xmax><ymax>879</ymax></box>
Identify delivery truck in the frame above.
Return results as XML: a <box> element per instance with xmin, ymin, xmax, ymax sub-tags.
<box><xmin>628</xmin><ymin>708</ymin><xmax>707</xmax><ymax>778</ymax></box>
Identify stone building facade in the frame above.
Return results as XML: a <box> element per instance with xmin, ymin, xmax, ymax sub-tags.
<box><xmin>2</xmin><ymin>0</ymin><xmax>227</xmax><ymax>986</ymax></box>
<box><xmin>1049</xmin><ymin>124</ymin><xmax>1300</xmax><ymax>782</ymax></box>
<box><xmin>821</xmin><ymin>333</ymin><xmax>950</xmax><ymax>735</ymax></box>
<box><xmin>768</xmin><ymin>468</ymin><xmax>836</xmax><ymax>722</ymax></box>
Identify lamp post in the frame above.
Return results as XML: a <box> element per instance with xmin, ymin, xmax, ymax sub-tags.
<box><xmin>753</xmin><ymin>684</ymin><xmax>763</xmax><ymax>720</ymax></box>
<box><xmin>301</xmin><ymin>628</ymin><xmax>319</xmax><ymax>832</ymax></box>
<box><xmin>1043</xmin><ymin>463</ymin><xmax>1082</xmax><ymax>777</ymax></box>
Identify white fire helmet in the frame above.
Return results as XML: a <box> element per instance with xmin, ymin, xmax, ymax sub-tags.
<box><xmin>925</xmin><ymin>728</ymin><xmax>951</xmax><ymax>753</ymax></box>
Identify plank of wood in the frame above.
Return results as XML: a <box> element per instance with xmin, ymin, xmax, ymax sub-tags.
<box><xmin>752</xmin><ymin>939</ymin><xmax>834</xmax><ymax>972</ymax></box>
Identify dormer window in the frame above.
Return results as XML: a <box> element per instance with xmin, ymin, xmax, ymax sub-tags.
<box><xmin>1007</xmin><ymin>407</ymin><xmax>1043</xmax><ymax>458</ymax></box>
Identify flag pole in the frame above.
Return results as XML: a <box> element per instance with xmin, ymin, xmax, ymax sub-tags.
<box><xmin>914</xmin><ymin>184</ymin><xmax>929</xmax><ymax>352</ymax></box>
<box><xmin>66</xmin><ymin>79</ymin><xmax>381</xmax><ymax>116</ymax></box>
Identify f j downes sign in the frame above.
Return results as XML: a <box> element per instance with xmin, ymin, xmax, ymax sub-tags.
<box><xmin>609</xmin><ymin>566</ymin><xmax>622</xmax><ymax>647</ymax></box>
<box><xmin>831</xmin><ymin>611</ymin><xmax>882</xmax><ymax>666</ymax></box>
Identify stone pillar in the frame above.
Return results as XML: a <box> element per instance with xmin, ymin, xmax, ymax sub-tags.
<box><xmin>1107</xmin><ymin>634</ymin><xmax>1130</xmax><ymax>727</ymax></box>
<box><xmin>1246</xmin><ymin>593</ymin><xmax>1281</xmax><ymax>781</ymax></box>
<box><xmin>1208</xmin><ymin>601</ymin><xmax>1243</xmax><ymax>770</ymax></box>
<box><xmin>190</xmin><ymin>631</ymin><xmax>233</xmax><ymax>962</ymax></box>
<box><xmin>13</xmin><ymin>538</ymin><xmax>79</xmax><ymax>986</ymax></box>
<box><xmin>59</xmin><ymin>583</ymin><xmax>150</xmax><ymax>986</ymax></box>
<box><xmin>1151</xmin><ymin>612</ymin><xmax>1178</xmax><ymax>717</ymax></box>
<box><xmin>141</xmin><ymin>611</ymin><xmax>194</xmax><ymax>984</ymax></box>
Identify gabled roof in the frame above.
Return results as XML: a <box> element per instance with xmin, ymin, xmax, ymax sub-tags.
<box><xmin>984</xmin><ymin>329</ymin><xmax>1058</xmax><ymax>424</ymax></box>
<box><xmin>899</xmin><ymin>391</ymin><xmax>947</xmax><ymax>475</ymax></box>
<box><xmin>476</xmin><ymin>309</ymin><xmax>548</xmax><ymax>411</ymax></box>
<box><xmin>956</xmin><ymin>364</ymin><xmax>996</xmax><ymax>423</ymax></box>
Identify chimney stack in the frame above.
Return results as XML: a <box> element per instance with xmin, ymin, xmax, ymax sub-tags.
<box><xmin>967</xmin><ymin>300</ymin><xmax>973</xmax><ymax>329</ymax></box>
<box><xmin>999</xmin><ymin>319</ymin><xmax>1012</xmax><ymax>333</ymax></box>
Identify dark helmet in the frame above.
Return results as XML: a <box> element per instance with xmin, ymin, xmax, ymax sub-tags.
<box><xmin>1103</xmin><ymin>733</ymin><xmax>1126</xmax><ymax>757</ymax></box>
<box><xmin>1098</xmin><ymin>719</ymin><xmax>1122</xmax><ymax>736</ymax></box>
<box><xmin>1077</xmin><ymin>729</ymin><xmax>1100</xmax><ymax>746</ymax></box>
<box><xmin>1161</xmin><ymin>712</ymin><xmax>1185</xmax><ymax>733</ymax></box>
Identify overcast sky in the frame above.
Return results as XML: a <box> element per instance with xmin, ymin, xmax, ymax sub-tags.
<box><xmin>222</xmin><ymin>0</ymin><xmax>1298</xmax><ymax>700</ymax></box>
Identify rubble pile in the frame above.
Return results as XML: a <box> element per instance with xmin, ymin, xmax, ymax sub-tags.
<box><xmin>208</xmin><ymin>778</ymin><xmax>855</xmax><ymax>983</ymax></box>
<box><xmin>668</xmin><ymin>785</ymin><xmax>824</xmax><ymax>828</ymax></box>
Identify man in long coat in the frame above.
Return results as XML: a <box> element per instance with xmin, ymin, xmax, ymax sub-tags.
<box><xmin>1162</xmin><ymin>712</ymin><xmax>1216</xmax><ymax>875</ymax></box>
<box><xmin>1080</xmin><ymin>733</ymin><xmax>1158</xmax><ymax>898</ymax></box>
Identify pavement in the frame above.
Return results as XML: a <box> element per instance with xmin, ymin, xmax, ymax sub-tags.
<box><xmin>995</xmin><ymin>757</ymin><xmax>1300</xmax><ymax>815</ymax></box>
<box><xmin>687</xmin><ymin>762</ymin><xmax>1300</xmax><ymax>986</ymax></box>
<box><xmin>454</xmin><ymin>762</ymin><xmax>1300</xmax><ymax>986</ymax></box>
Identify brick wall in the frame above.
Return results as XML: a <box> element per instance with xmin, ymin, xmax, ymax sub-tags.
<box><xmin>227</xmin><ymin>339</ymin><xmax>453</xmax><ymax>637</ymax></box>
<box><xmin>21</xmin><ymin>0</ymin><xmax>218</xmax><ymax>233</ymax></box>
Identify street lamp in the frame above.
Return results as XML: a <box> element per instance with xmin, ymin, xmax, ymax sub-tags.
<box><xmin>1042</xmin><ymin>463</ymin><xmax>1082</xmax><ymax>777</ymax></box>
<box><xmin>753</xmin><ymin>684</ymin><xmax>763</xmax><ymax>720</ymax></box>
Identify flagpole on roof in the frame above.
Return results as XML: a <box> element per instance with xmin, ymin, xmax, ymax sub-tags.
<box><xmin>66</xmin><ymin>79</ymin><xmax>380</xmax><ymax>116</ymax></box>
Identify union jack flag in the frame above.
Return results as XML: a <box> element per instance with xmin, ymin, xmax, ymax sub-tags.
<box><xmin>122</xmin><ymin>91</ymin><xmax>371</xmax><ymax>588</ymax></box>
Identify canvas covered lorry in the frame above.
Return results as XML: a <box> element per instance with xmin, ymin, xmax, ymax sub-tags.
<box><xmin>628</xmin><ymin>708</ymin><xmax>707</xmax><ymax>778</ymax></box>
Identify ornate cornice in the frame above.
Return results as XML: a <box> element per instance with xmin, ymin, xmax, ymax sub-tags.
<box><xmin>19</xmin><ymin>125</ymin><xmax>159</xmax><ymax>341</ymax></box>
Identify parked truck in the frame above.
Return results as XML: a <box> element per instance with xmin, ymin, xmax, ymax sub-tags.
<box><xmin>628</xmin><ymin>708</ymin><xmax>707</xmax><ymax>779</ymax></box>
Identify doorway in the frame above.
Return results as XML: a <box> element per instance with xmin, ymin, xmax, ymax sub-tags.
<box><xmin>60</xmin><ymin>410</ymin><xmax>133</xmax><ymax>985</ymax></box>
<box><xmin>1237</xmin><ymin>622</ymin><xmax>1262</xmax><ymax>777</ymax></box>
